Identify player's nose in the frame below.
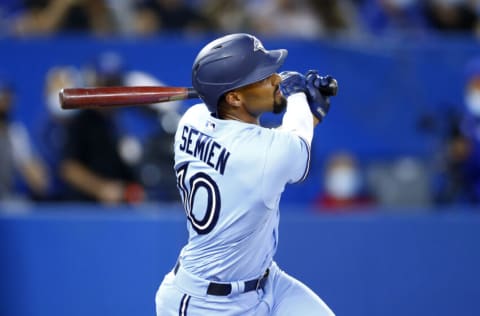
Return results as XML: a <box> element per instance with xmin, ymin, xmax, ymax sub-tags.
<box><xmin>271</xmin><ymin>73</ymin><xmax>282</xmax><ymax>86</ymax></box>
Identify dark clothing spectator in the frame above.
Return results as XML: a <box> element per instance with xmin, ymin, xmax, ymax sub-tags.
<box><xmin>358</xmin><ymin>0</ymin><xmax>428</xmax><ymax>36</ymax></box>
<box><xmin>434</xmin><ymin>58</ymin><xmax>480</xmax><ymax>206</ymax></box>
<box><xmin>133</xmin><ymin>0</ymin><xmax>211</xmax><ymax>35</ymax></box>
<box><xmin>14</xmin><ymin>0</ymin><xmax>116</xmax><ymax>36</ymax></box>
<box><xmin>60</xmin><ymin>109</ymin><xmax>143</xmax><ymax>204</ymax></box>
<box><xmin>424</xmin><ymin>1</ymin><xmax>478</xmax><ymax>33</ymax></box>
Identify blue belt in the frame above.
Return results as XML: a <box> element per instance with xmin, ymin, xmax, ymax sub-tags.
<box><xmin>174</xmin><ymin>262</ymin><xmax>269</xmax><ymax>296</ymax></box>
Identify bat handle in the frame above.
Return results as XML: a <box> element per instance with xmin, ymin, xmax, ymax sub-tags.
<box><xmin>187</xmin><ymin>87</ymin><xmax>199</xmax><ymax>99</ymax></box>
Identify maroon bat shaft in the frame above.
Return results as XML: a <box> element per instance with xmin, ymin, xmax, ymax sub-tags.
<box><xmin>59</xmin><ymin>86</ymin><xmax>199</xmax><ymax>109</ymax></box>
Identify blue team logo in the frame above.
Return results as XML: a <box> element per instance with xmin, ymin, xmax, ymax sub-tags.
<box><xmin>253</xmin><ymin>38</ymin><xmax>267</xmax><ymax>53</ymax></box>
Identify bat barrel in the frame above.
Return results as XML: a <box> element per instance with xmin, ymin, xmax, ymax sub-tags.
<box><xmin>60</xmin><ymin>86</ymin><xmax>199</xmax><ymax>109</ymax></box>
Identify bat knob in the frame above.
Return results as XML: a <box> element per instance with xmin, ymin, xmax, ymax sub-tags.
<box><xmin>59</xmin><ymin>88</ymin><xmax>67</xmax><ymax>109</ymax></box>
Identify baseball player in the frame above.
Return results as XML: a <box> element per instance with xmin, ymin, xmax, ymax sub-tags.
<box><xmin>155</xmin><ymin>33</ymin><xmax>337</xmax><ymax>316</ymax></box>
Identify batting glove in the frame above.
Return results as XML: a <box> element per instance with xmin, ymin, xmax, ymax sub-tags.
<box><xmin>279</xmin><ymin>71</ymin><xmax>307</xmax><ymax>97</ymax></box>
<box><xmin>305</xmin><ymin>70</ymin><xmax>338</xmax><ymax>122</ymax></box>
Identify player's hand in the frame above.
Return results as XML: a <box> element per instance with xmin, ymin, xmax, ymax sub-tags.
<box><xmin>279</xmin><ymin>71</ymin><xmax>307</xmax><ymax>97</ymax></box>
<box><xmin>305</xmin><ymin>70</ymin><xmax>338</xmax><ymax>122</ymax></box>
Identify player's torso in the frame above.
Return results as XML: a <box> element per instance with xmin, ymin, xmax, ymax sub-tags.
<box><xmin>173</xmin><ymin>104</ymin><xmax>281</xmax><ymax>281</ymax></box>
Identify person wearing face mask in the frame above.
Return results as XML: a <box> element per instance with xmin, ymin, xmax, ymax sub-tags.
<box><xmin>314</xmin><ymin>152</ymin><xmax>375</xmax><ymax>211</ymax></box>
<box><xmin>0</xmin><ymin>80</ymin><xmax>49</xmax><ymax>202</ymax></box>
<box><xmin>440</xmin><ymin>58</ymin><xmax>480</xmax><ymax>205</ymax></box>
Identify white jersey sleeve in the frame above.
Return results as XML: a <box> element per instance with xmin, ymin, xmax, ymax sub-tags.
<box><xmin>261</xmin><ymin>127</ymin><xmax>311</xmax><ymax>210</ymax></box>
<box><xmin>279</xmin><ymin>92</ymin><xmax>314</xmax><ymax>145</ymax></box>
<box><xmin>261</xmin><ymin>93</ymin><xmax>313</xmax><ymax>209</ymax></box>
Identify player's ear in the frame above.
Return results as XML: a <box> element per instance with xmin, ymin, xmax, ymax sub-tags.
<box><xmin>224</xmin><ymin>91</ymin><xmax>242</xmax><ymax>108</ymax></box>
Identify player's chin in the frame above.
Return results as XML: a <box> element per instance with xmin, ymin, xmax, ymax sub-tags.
<box><xmin>272</xmin><ymin>95</ymin><xmax>287</xmax><ymax>114</ymax></box>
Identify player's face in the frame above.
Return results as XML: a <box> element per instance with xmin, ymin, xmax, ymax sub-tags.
<box><xmin>236</xmin><ymin>73</ymin><xmax>286</xmax><ymax>116</ymax></box>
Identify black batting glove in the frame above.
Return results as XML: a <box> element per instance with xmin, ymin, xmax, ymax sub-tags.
<box><xmin>279</xmin><ymin>71</ymin><xmax>307</xmax><ymax>97</ymax></box>
<box><xmin>305</xmin><ymin>70</ymin><xmax>338</xmax><ymax>122</ymax></box>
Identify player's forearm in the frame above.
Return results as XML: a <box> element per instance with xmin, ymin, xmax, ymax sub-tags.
<box><xmin>60</xmin><ymin>160</ymin><xmax>116</xmax><ymax>199</ymax></box>
<box><xmin>19</xmin><ymin>159</ymin><xmax>49</xmax><ymax>196</ymax></box>
<box><xmin>280</xmin><ymin>93</ymin><xmax>314</xmax><ymax>144</ymax></box>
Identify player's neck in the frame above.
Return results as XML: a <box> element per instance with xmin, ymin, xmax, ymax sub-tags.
<box><xmin>217</xmin><ymin>107</ymin><xmax>260</xmax><ymax>125</ymax></box>
<box><xmin>218</xmin><ymin>113</ymin><xmax>260</xmax><ymax>125</ymax></box>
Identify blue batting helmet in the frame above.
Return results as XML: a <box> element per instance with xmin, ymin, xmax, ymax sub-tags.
<box><xmin>192</xmin><ymin>33</ymin><xmax>288</xmax><ymax>112</ymax></box>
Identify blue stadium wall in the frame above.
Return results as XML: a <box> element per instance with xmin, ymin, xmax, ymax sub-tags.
<box><xmin>0</xmin><ymin>205</ymin><xmax>479</xmax><ymax>316</ymax></box>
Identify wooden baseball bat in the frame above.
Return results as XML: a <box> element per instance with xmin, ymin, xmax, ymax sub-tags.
<box><xmin>59</xmin><ymin>86</ymin><xmax>199</xmax><ymax>109</ymax></box>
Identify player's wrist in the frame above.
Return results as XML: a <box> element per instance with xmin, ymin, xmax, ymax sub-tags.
<box><xmin>279</xmin><ymin>71</ymin><xmax>307</xmax><ymax>98</ymax></box>
<box><xmin>286</xmin><ymin>92</ymin><xmax>308</xmax><ymax>104</ymax></box>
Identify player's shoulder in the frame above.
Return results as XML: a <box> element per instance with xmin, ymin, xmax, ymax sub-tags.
<box><xmin>180</xmin><ymin>103</ymin><xmax>210</xmax><ymax>123</ymax></box>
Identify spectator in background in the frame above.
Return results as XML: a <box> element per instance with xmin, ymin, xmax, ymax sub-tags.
<box><xmin>133</xmin><ymin>0</ymin><xmax>211</xmax><ymax>36</ymax></box>
<box><xmin>245</xmin><ymin>0</ymin><xmax>323</xmax><ymax>39</ymax></box>
<box><xmin>357</xmin><ymin>0</ymin><xmax>428</xmax><ymax>37</ymax></box>
<box><xmin>309</xmin><ymin>0</ymin><xmax>363</xmax><ymax>38</ymax></box>
<box><xmin>314</xmin><ymin>151</ymin><xmax>375</xmax><ymax>211</ymax></box>
<box><xmin>39</xmin><ymin>66</ymin><xmax>81</xmax><ymax>201</ymax></box>
<box><xmin>0</xmin><ymin>80</ymin><xmax>49</xmax><ymax>202</ymax></box>
<box><xmin>103</xmin><ymin>0</ymin><xmax>138</xmax><ymax>36</ymax></box>
<box><xmin>59</xmin><ymin>54</ymin><xmax>145</xmax><ymax>205</ymax></box>
<box><xmin>13</xmin><ymin>0</ymin><xmax>116</xmax><ymax>36</ymax></box>
<box><xmin>82</xmin><ymin>51</ymin><xmax>182</xmax><ymax>202</ymax></box>
<box><xmin>435</xmin><ymin>57</ymin><xmax>480</xmax><ymax>205</ymax></box>
<box><xmin>198</xmin><ymin>0</ymin><xmax>253</xmax><ymax>34</ymax></box>
<box><xmin>424</xmin><ymin>0</ymin><xmax>478</xmax><ymax>33</ymax></box>
<box><xmin>59</xmin><ymin>52</ymin><xmax>181</xmax><ymax>204</ymax></box>
<box><xmin>60</xmin><ymin>107</ymin><xmax>145</xmax><ymax>205</ymax></box>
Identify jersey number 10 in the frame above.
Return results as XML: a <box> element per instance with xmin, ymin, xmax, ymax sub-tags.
<box><xmin>175</xmin><ymin>163</ymin><xmax>221</xmax><ymax>235</ymax></box>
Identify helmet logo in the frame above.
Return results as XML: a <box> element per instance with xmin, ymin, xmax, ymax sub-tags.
<box><xmin>253</xmin><ymin>38</ymin><xmax>267</xmax><ymax>53</ymax></box>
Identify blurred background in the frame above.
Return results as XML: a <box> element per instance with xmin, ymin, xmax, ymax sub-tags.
<box><xmin>0</xmin><ymin>0</ymin><xmax>479</xmax><ymax>315</ymax></box>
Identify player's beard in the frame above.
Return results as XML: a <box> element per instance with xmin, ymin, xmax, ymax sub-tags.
<box><xmin>272</xmin><ymin>86</ymin><xmax>287</xmax><ymax>114</ymax></box>
<box><xmin>272</xmin><ymin>91</ymin><xmax>287</xmax><ymax>114</ymax></box>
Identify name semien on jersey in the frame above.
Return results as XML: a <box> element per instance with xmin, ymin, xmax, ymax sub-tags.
<box><xmin>179</xmin><ymin>125</ymin><xmax>231</xmax><ymax>175</ymax></box>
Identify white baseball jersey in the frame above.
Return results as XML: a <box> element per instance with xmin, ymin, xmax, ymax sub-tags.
<box><xmin>156</xmin><ymin>93</ymin><xmax>335</xmax><ymax>316</ymax></box>
<box><xmin>173</xmin><ymin>93</ymin><xmax>313</xmax><ymax>282</ymax></box>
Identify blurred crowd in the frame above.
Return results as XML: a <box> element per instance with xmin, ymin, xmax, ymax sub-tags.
<box><xmin>1</xmin><ymin>0</ymin><xmax>480</xmax><ymax>211</ymax></box>
<box><xmin>1</xmin><ymin>52</ymin><xmax>182</xmax><ymax>206</ymax></box>
<box><xmin>0</xmin><ymin>0</ymin><xmax>480</xmax><ymax>39</ymax></box>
